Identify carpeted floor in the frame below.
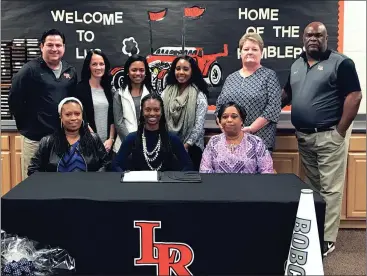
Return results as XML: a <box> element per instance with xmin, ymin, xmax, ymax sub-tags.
<box><xmin>323</xmin><ymin>229</ymin><xmax>366</xmax><ymax>275</ymax></box>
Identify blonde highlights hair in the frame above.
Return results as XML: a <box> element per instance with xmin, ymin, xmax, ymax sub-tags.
<box><xmin>239</xmin><ymin>32</ymin><xmax>264</xmax><ymax>51</ymax></box>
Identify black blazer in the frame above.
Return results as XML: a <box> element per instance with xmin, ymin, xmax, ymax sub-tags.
<box><xmin>75</xmin><ymin>81</ymin><xmax>114</xmax><ymax>140</ymax></box>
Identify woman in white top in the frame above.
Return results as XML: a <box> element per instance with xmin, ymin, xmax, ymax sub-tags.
<box><xmin>112</xmin><ymin>55</ymin><xmax>154</xmax><ymax>153</ymax></box>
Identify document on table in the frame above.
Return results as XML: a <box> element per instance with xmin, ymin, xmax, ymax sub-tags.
<box><xmin>122</xmin><ymin>171</ymin><xmax>158</xmax><ymax>182</ymax></box>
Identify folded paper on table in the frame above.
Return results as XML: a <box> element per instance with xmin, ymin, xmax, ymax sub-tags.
<box><xmin>122</xmin><ymin>171</ymin><xmax>158</xmax><ymax>182</ymax></box>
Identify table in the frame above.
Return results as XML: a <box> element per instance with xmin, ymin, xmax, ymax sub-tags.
<box><xmin>2</xmin><ymin>172</ymin><xmax>325</xmax><ymax>275</ymax></box>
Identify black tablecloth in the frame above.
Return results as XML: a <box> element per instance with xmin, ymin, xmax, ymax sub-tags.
<box><xmin>2</xmin><ymin>172</ymin><xmax>325</xmax><ymax>275</ymax></box>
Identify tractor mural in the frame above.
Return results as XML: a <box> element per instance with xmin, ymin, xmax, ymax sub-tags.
<box><xmin>110</xmin><ymin>6</ymin><xmax>229</xmax><ymax>94</ymax></box>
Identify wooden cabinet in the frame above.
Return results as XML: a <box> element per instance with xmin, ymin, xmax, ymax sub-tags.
<box><xmin>273</xmin><ymin>134</ymin><xmax>366</xmax><ymax>228</ymax></box>
<box><xmin>13</xmin><ymin>136</ymin><xmax>23</xmax><ymax>186</ymax></box>
<box><xmin>1</xmin><ymin>133</ymin><xmax>23</xmax><ymax>195</ymax></box>
<box><xmin>341</xmin><ymin>179</ymin><xmax>347</xmax><ymax>220</ymax></box>
<box><xmin>1</xmin><ymin>152</ymin><xmax>11</xmax><ymax>195</ymax></box>
<box><xmin>341</xmin><ymin>134</ymin><xmax>366</xmax><ymax>228</ymax></box>
<box><xmin>273</xmin><ymin>134</ymin><xmax>300</xmax><ymax>175</ymax></box>
<box><xmin>346</xmin><ymin>153</ymin><xmax>366</xmax><ymax>219</ymax></box>
<box><xmin>272</xmin><ymin>152</ymin><xmax>300</xmax><ymax>175</ymax></box>
<box><xmin>1</xmin><ymin>136</ymin><xmax>11</xmax><ymax>195</ymax></box>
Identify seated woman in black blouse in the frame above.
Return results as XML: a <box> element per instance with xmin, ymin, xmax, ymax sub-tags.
<box><xmin>112</xmin><ymin>93</ymin><xmax>193</xmax><ymax>172</ymax></box>
<box><xmin>28</xmin><ymin>97</ymin><xmax>110</xmax><ymax>175</ymax></box>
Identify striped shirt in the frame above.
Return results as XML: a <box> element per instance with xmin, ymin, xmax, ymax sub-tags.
<box><xmin>58</xmin><ymin>141</ymin><xmax>87</xmax><ymax>172</ymax></box>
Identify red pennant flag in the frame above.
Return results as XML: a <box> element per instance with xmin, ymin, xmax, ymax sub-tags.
<box><xmin>184</xmin><ymin>6</ymin><xmax>205</xmax><ymax>18</ymax></box>
<box><xmin>148</xmin><ymin>8</ymin><xmax>167</xmax><ymax>21</ymax></box>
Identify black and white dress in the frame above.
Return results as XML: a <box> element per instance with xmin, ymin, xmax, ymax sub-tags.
<box><xmin>215</xmin><ymin>67</ymin><xmax>282</xmax><ymax>150</ymax></box>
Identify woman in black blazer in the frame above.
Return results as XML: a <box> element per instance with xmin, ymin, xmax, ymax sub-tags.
<box><xmin>75</xmin><ymin>49</ymin><xmax>115</xmax><ymax>153</ymax></box>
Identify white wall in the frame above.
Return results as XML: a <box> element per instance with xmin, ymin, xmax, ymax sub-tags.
<box><xmin>344</xmin><ymin>1</ymin><xmax>366</xmax><ymax>113</ymax></box>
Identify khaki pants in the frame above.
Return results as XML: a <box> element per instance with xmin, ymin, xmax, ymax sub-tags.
<box><xmin>296</xmin><ymin>125</ymin><xmax>352</xmax><ymax>242</ymax></box>
<box><xmin>21</xmin><ymin>136</ymin><xmax>40</xmax><ymax>180</ymax></box>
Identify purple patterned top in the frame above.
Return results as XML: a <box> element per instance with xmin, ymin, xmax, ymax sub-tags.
<box><xmin>200</xmin><ymin>133</ymin><xmax>274</xmax><ymax>174</ymax></box>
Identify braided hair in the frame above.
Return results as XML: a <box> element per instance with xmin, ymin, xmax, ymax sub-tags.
<box><xmin>133</xmin><ymin>93</ymin><xmax>173</xmax><ymax>169</ymax></box>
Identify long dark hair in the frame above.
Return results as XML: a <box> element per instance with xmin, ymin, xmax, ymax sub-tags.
<box><xmin>122</xmin><ymin>54</ymin><xmax>154</xmax><ymax>93</ymax></box>
<box><xmin>54</xmin><ymin>99</ymin><xmax>97</xmax><ymax>157</ymax></box>
<box><xmin>81</xmin><ymin>49</ymin><xmax>112</xmax><ymax>93</ymax></box>
<box><xmin>133</xmin><ymin>93</ymin><xmax>172</xmax><ymax>166</ymax></box>
<box><xmin>166</xmin><ymin>55</ymin><xmax>209</xmax><ymax>98</ymax></box>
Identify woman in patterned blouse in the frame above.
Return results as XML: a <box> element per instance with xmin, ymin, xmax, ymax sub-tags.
<box><xmin>161</xmin><ymin>55</ymin><xmax>208</xmax><ymax>170</ymax></box>
<box><xmin>215</xmin><ymin>33</ymin><xmax>281</xmax><ymax>152</ymax></box>
<box><xmin>200</xmin><ymin>102</ymin><xmax>273</xmax><ymax>174</ymax></box>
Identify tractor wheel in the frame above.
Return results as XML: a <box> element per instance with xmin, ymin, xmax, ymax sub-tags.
<box><xmin>208</xmin><ymin>63</ymin><xmax>223</xmax><ymax>87</ymax></box>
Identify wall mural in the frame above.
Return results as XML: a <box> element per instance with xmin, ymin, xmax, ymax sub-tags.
<box><xmin>111</xmin><ymin>6</ymin><xmax>229</xmax><ymax>96</ymax></box>
<box><xmin>1</xmin><ymin>1</ymin><xmax>341</xmax><ymax>116</ymax></box>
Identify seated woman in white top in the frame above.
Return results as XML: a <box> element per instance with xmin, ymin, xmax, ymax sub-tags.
<box><xmin>112</xmin><ymin>55</ymin><xmax>154</xmax><ymax>153</ymax></box>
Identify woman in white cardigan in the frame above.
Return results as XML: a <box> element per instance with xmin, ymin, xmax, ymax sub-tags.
<box><xmin>112</xmin><ymin>55</ymin><xmax>154</xmax><ymax>153</ymax></box>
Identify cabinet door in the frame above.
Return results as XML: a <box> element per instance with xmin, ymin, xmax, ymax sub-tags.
<box><xmin>347</xmin><ymin>153</ymin><xmax>366</xmax><ymax>219</ymax></box>
<box><xmin>1</xmin><ymin>136</ymin><xmax>11</xmax><ymax>195</ymax></box>
<box><xmin>341</xmin><ymin>177</ymin><xmax>348</xmax><ymax>220</ymax></box>
<box><xmin>272</xmin><ymin>152</ymin><xmax>300</xmax><ymax>175</ymax></box>
<box><xmin>1</xmin><ymin>152</ymin><xmax>11</xmax><ymax>195</ymax></box>
<box><xmin>13</xmin><ymin>136</ymin><xmax>23</xmax><ymax>186</ymax></box>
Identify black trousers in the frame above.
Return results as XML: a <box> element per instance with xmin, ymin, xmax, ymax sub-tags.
<box><xmin>188</xmin><ymin>144</ymin><xmax>203</xmax><ymax>171</ymax></box>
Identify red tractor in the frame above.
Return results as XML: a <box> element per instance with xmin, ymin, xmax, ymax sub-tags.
<box><xmin>110</xmin><ymin>6</ymin><xmax>228</xmax><ymax>94</ymax></box>
<box><xmin>111</xmin><ymin>44</ymin><xmax>228</xmax><ymax>94</ymax></box>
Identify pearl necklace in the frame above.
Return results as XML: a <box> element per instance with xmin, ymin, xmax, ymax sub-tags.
<box><xmin>142</xmin><ymin>130</ymin><xmax>162</xmax><ymax>171</ymax></box>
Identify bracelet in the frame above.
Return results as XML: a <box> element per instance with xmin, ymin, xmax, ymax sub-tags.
<box><xmin>109</xmin><ymin>137</ymin><xmax>115</xmax><ymax>142</ymax></box>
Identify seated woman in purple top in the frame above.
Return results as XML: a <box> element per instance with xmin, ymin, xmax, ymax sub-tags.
<box><xmin>200</xmin><ymin>102</ymin><xmax>273</xmax><ymax>174</ymax></box>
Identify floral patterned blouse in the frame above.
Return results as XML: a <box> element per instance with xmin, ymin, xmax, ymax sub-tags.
<box><xmin>199</xmin><ymin>133</ymin><xmax>274</xmax><ymax>174</ymax></box>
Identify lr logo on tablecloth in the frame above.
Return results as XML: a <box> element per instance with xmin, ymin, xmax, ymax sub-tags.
<box><xmin>134</xmin><ymin>221</ymin><xmax>194</xmax><ymax>275</ymax></box>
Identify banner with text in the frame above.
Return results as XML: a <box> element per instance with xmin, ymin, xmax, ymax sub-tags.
<box><xmin>1</xmin><ymin>1</ymin><xmax>340</xmax><ymax>107</ymax></box>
